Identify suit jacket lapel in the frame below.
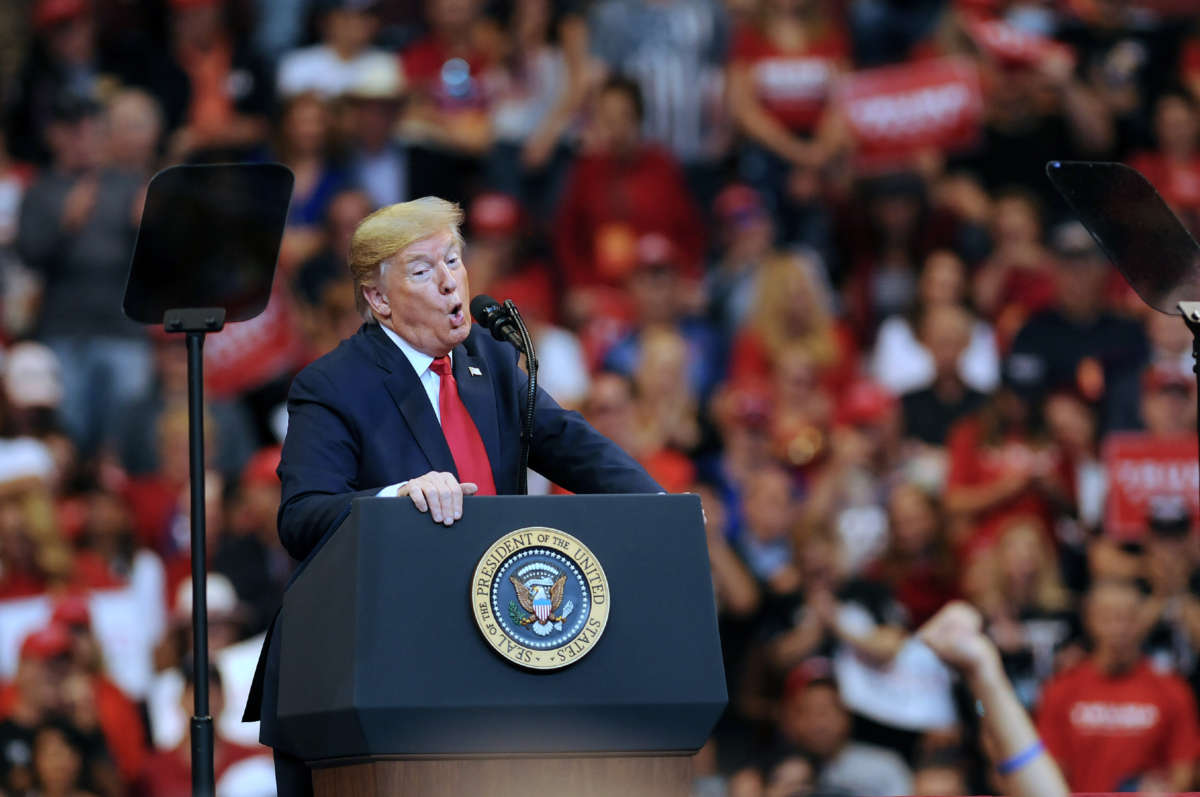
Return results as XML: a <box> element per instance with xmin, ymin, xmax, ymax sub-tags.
<box><xmin>363</xmin><ymin>324</ymin><xmax>458</xmax><ymax>476</ymax></box>
<box><xmin>453</xmin><ymin>347</ymin><xmax>502</xmax><ymax>488</ymax></box>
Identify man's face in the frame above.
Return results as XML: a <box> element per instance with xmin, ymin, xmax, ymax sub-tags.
<box><xmin>781</xmin><ymin>684</ymin><xmax>849</xmax><ymax>759</ymax></box>
<box><xmin>366</xmin><ymin>229</ymin><xmax>471</xmax><ymax>356</ymax></box>
<box><xmin>1055</xmin><ymin>258</ymin><xmax>1107</xmax><ymax>317</ymax></box>
<box><xmin>593</xmin><ymin>89</ymin><xmax>640</xmax><ymax>156</ymax></box>
<box><xmin>744</xmin><ymin>469</ymin><xmax>793</xmax><ymax>543</ymax></box>
<box><xmin>1085</xmin><ymin>582</ymin><xmax>1145</xmax><ymax>664</ymax></box>
<box><xmin>921</xmin><ymin>308</ymin><xmax>970</xmax><ymax>377</ymax></box>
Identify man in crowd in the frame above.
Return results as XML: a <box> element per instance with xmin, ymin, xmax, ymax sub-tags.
<box><xmin>16</xmin><ymin>91</ymin><xmax>149</xmax><ymax>457</ymax></box>
<box><xmin>1037</xmin><ymin>578</ymin><xmax>1199</xmax><ymax>792</ymax></box>
<box><xmin>729</xmin><ymin>657</ymin><xmax>913</xmax><ymax>796</ymax></box>
<box><xmin>1007</xmin><ymin>220</ymin><xmax>1149</xmax><ymax>432</ymax></box>
<box><xmin>901</xmin><ymin>304</ymin><xmax>988</xmax><ymax>447</ymax></box>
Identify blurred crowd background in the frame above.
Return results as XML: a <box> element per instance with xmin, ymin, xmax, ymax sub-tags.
<box><xmin>1</xmin><ymin>0</ymin><xmax>1200</xmax><ymax>794</ymax></box>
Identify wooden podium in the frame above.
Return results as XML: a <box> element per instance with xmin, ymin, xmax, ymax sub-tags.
<box><xmin>312</xmin><ymin>756</ymin><xmax>693</xmax><ymax>796</ymax></box>
<box><xmin>260</xmin><ymin>495</ymin><xmax>726</xmax><ymax>796</ymax></box>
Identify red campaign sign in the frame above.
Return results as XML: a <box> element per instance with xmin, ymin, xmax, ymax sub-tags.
<box><xmin>1103</xmin><ymin>432</ymin><xmax>1200</xmax><ymax>539</ymax></box>
<box><xmin>834</xmin><ymin>57</ymin><xmax>984</xmax><ymax>173</ymax></box>
<box><xmin>203</xmin><ymin>284</ymin><xmax>306</xmax><ymax>399</ymax></box>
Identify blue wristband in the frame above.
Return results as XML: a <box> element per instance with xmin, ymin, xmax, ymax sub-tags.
<box><xmin>996</xmin><ymin>740</ymin><xmax>1045</xmax><ymax>775</ymax></box>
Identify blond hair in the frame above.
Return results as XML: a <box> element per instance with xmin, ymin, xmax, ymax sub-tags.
<box><xmin>348</xmin><ymin>197</ymin><xmax>465</xmax><ymax>320</ymax></box>
<box><xmin>969</xmin><ymin>519</ymin><xmax>1070</xmax><ymax>615</ymax></box>
<box><xmin>752</xmin><ymin>252</ymin><xmax>837</xmax><ymax>367</ymax></box>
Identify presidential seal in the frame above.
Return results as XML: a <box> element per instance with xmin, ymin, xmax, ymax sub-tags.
<box><xmin>471</xmin><ymin>527</ymin><xmax>610</xmax><ymax>670</ymax></box>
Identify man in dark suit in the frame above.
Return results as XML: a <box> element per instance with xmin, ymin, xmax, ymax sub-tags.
<box><xmin>247</xmin><ymin>197</ymin><xmax>662</xmax><ymax>795</ymax></box>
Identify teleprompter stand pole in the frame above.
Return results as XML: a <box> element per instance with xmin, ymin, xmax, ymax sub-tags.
<box><xmin>166</xmin><ymin>306</ymin><xmax>226</xmax><ymax>797</ymax></box>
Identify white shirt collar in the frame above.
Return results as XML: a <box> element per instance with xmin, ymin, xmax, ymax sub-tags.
<box><xmin>378</xmin><ymin>322</ymin><xmax>450</xmax><ymax>376</ymax></box>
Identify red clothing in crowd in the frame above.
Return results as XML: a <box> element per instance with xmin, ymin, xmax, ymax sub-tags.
<box><xmin>1129</xmin><ymin>152</ymin><xmax>1200</xmax><ymax>211</ymax></box>
<box><xmin>1129</xmin><ymin>151</ymin><xmax>1200</xmax><ymax>235</ymax></box>
<box><xmin>0</xmin><ymin>675</ymin><xmax>148</xmax><ymax>783</ymax></box>
<box><xmin>727</xmin><ymin>322</ymin><xmax>859</xmax><ymax>394</ymax></box>
<box><xmin>0</xmin><ymin>571</ymin><xmax>47</xmax><ymax>600</ymax></box>
<box><xmin>134</xmin><ymin>740</ymin><xmax>264</xmax><ymax>797</ymax></box>
<box><xmin>401</xmin><ymin>36</ymin><xmax>491</xmax><ymax>111</ymax></box>
<box><xmin>554</xmin><ymin>146</ymin><xmax>706</xmax><ymax>290</ymax></box>
<box><xmin>944</xmin><ymin>417</ymin><xmax>1061</xmax><ymax>559</ymax></box>
<box><xmin>729</xmin><ymin>25</ymin><xmax>848</xmax><ymax>133</ymax></box>
<box><xmin>1037</xmin><ymin>658</ymin><xmax>1200</xmax><ymax>792</ymax></box>
<box><xmin>867</xmin><ymin>558</ymin><xmax>959</xmax><ymax>628</ymax></box>
<box><xmin>122</xmin><ymin>476</ymin><xmax>184</xmax><ymax>556</ymax></box>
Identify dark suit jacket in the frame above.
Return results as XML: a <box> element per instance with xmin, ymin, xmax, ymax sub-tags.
<box><xmin>245</xmin><ymin>322</ymin><xmax>661</xmax><ymax>742</ymax></box>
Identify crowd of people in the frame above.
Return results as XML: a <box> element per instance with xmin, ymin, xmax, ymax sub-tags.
<box><xmin>1</xmin><ymin>0</ymin><xmax>1200</xmax><ymax>794</ymax></box>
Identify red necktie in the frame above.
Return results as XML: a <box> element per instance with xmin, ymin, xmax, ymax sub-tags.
<box><xmin>430</xmin><ymin>356</ymin><xmax>497</xmax><ymax>495</ymax></box>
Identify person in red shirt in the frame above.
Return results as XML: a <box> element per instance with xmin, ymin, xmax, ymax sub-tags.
<box><xmin>399</xmin><ymin>0</ymin><xmax>494</xmax><ymax>162</ymax></box>
<box><xmin>868</xmin><ymin>482</ymin><xmax>958</xmax><ymax>628</ymax></box>
<box><xmin>134</xmin><ymin>661</ymin><xmax>264</xmax><ymax>797</ymax></box>
<box><xmin>49</xmin><ymin>598</ymin><xmax>149</xmax><ymax>786</ymax></box>
<box><xmin>554</xmin><ymin>76</ymin><xmax>706</xmax><ymax>320</ymax></box>
<box><xmin>943</xmin><ymin>377</ymin><xmax>1068</xmax><ymax>560</ymax></box>
<box><xmin>1037</xmin><ymin>578</ymin><xmax>1199</xmax><ymax>792</ymax></box>
<box><xmin>1128</xmin><ymin>89</ymin><xmax>1200</xmax><ymax>236</ymax></box>
<box><xmin>726</xmin><ymin>0</ymin><xmax>847</xmax><ymax>195</ymax></box>
<box><xmin>579</xmin><ymin>372</ymin><xmax>695</xmax><ymax>494</ymax></box>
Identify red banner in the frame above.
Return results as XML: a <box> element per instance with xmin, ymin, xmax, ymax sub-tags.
<box><xmin>834</xmin><ymin>57</ymin><xmax>984</xmax><ymax>173</ymax></box>
<box><xmin>203</xmin><ymin>284</ymin><xmax>306</xmax><ymax>399</ymax></box>
<box><xmin>1103</xmin><ymin>432</ymin><xmax>1200</xmax><ymax>539</ymax></box>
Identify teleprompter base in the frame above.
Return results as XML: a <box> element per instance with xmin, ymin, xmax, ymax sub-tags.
<box><xmin>311</xmin><ymin>754</ymin><xmax>693</xmax><ymax>797</ymax></box>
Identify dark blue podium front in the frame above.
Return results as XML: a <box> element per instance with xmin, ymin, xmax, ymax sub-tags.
<box><xmin>272</xmin><ymin>494</ymin><xmax>727</xmax><ymax>763</ymax></box>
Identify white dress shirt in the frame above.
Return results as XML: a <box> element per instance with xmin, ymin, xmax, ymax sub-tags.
<box><xmin>376</xmin><ymin>324</ymin><xmax>451</xmax><ymax>497</ymax></box>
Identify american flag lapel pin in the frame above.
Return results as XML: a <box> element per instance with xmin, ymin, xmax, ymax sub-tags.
<box><xmin>468</xmin><ymin>366</ymin><xmax>482</xmax><ymax>376</ymax></box>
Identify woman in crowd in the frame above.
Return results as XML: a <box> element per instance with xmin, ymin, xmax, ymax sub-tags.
<box><xmin>484</xmin><ymin>0</ymin><xmax>591</xmax><ymax>217</ymax></box>
<box><xmin>871</xmin><ymin>248</ymin><xmax>999</xmax><ymax>395</ymax></box>
<box><xmin>726</xmin><ymin>0</ymin><xmax>848</xmax><ymax>212</ymax></box>
<box><xmin>869</xmin><ymin>482</ymin><xmax>959</xmax><ymax>628</ymax></box>
<box><xmin>271</xmin><ymin>91</ymin><xmax>349</xmax><ymax>267</ymax></box>
<box><xmin>966</xmin><ymin>520</ymin><xmax>1080</xmax><ymax>711</ymax></box>
<box><xmin>729</xmin><ymin>252</ymin><xmax>854</xmax><ymax>391</ymax></box>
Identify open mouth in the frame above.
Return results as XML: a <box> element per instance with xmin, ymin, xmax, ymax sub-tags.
<box><xmin>448</xmin><ymin>302</ymin><xmax>465</xmax><ymax>326</ymax></box>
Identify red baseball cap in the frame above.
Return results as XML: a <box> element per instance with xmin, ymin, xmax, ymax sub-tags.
<box><xmin>834</xmin><ymin>379</ymin><xmax>896</xmax><ymax>427</ymax></box>
<box><xmin>20</xmin><ymin>624</ymin><xmax>73</xmax><ymax>661</ymax></box>
<box><xmin>784</xmin><ymin>657</ymin><xmax>836</xmax><ymax>701</ymax></box>
<box><xmin>33</xmin><ymin>0</ymin><xmax>89</xmax><ymax>30</ymax></box>
<box><xmin>50</xmin><ymin>594</ymin><xmax>91</xmax><ymax>629</ymax></box>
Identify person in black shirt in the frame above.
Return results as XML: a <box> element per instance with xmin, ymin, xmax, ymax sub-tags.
<box><xmin>901</xmin><ymin>305</ymin><xmax>987</xmax><ymax>447</ymax></box>
<box><xmin>1007</xmin><ymin>221</ymin><xmax>1149</xmax><ymax>432</ymax></box>
<box><xmin>1141</xmin><ymin>496</ymin><xmax>1200</xmax><ymax>702</ymax></box>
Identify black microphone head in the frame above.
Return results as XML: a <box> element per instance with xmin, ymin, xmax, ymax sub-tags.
<box><xmin>470</xmin><ymin>294</ymin><xmax>503</xmax><ymax>325</ymax></box>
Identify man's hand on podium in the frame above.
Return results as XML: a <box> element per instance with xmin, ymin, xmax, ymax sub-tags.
<box><xmin>397</xmin><ymin>471</ymin><xmax>479</xmax><ymax>526</ymax></box>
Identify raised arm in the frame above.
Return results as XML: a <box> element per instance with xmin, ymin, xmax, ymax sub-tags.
<box><xmin>918</xmin><ymin>601</ymin><xmax>1069</xmax><ymax>797</ymax></box>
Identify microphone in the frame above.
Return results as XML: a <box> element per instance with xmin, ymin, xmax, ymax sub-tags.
<box><xmin>470</xmin><ymin>294</ymin><xmax>526</xmax><ymax>352</ymax></box>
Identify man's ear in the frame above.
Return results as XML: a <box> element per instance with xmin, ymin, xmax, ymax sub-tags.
<box><xmin>362</xmin><ymin>282</ymin><xmax>389</xmax><ymax>320</ymax></box>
